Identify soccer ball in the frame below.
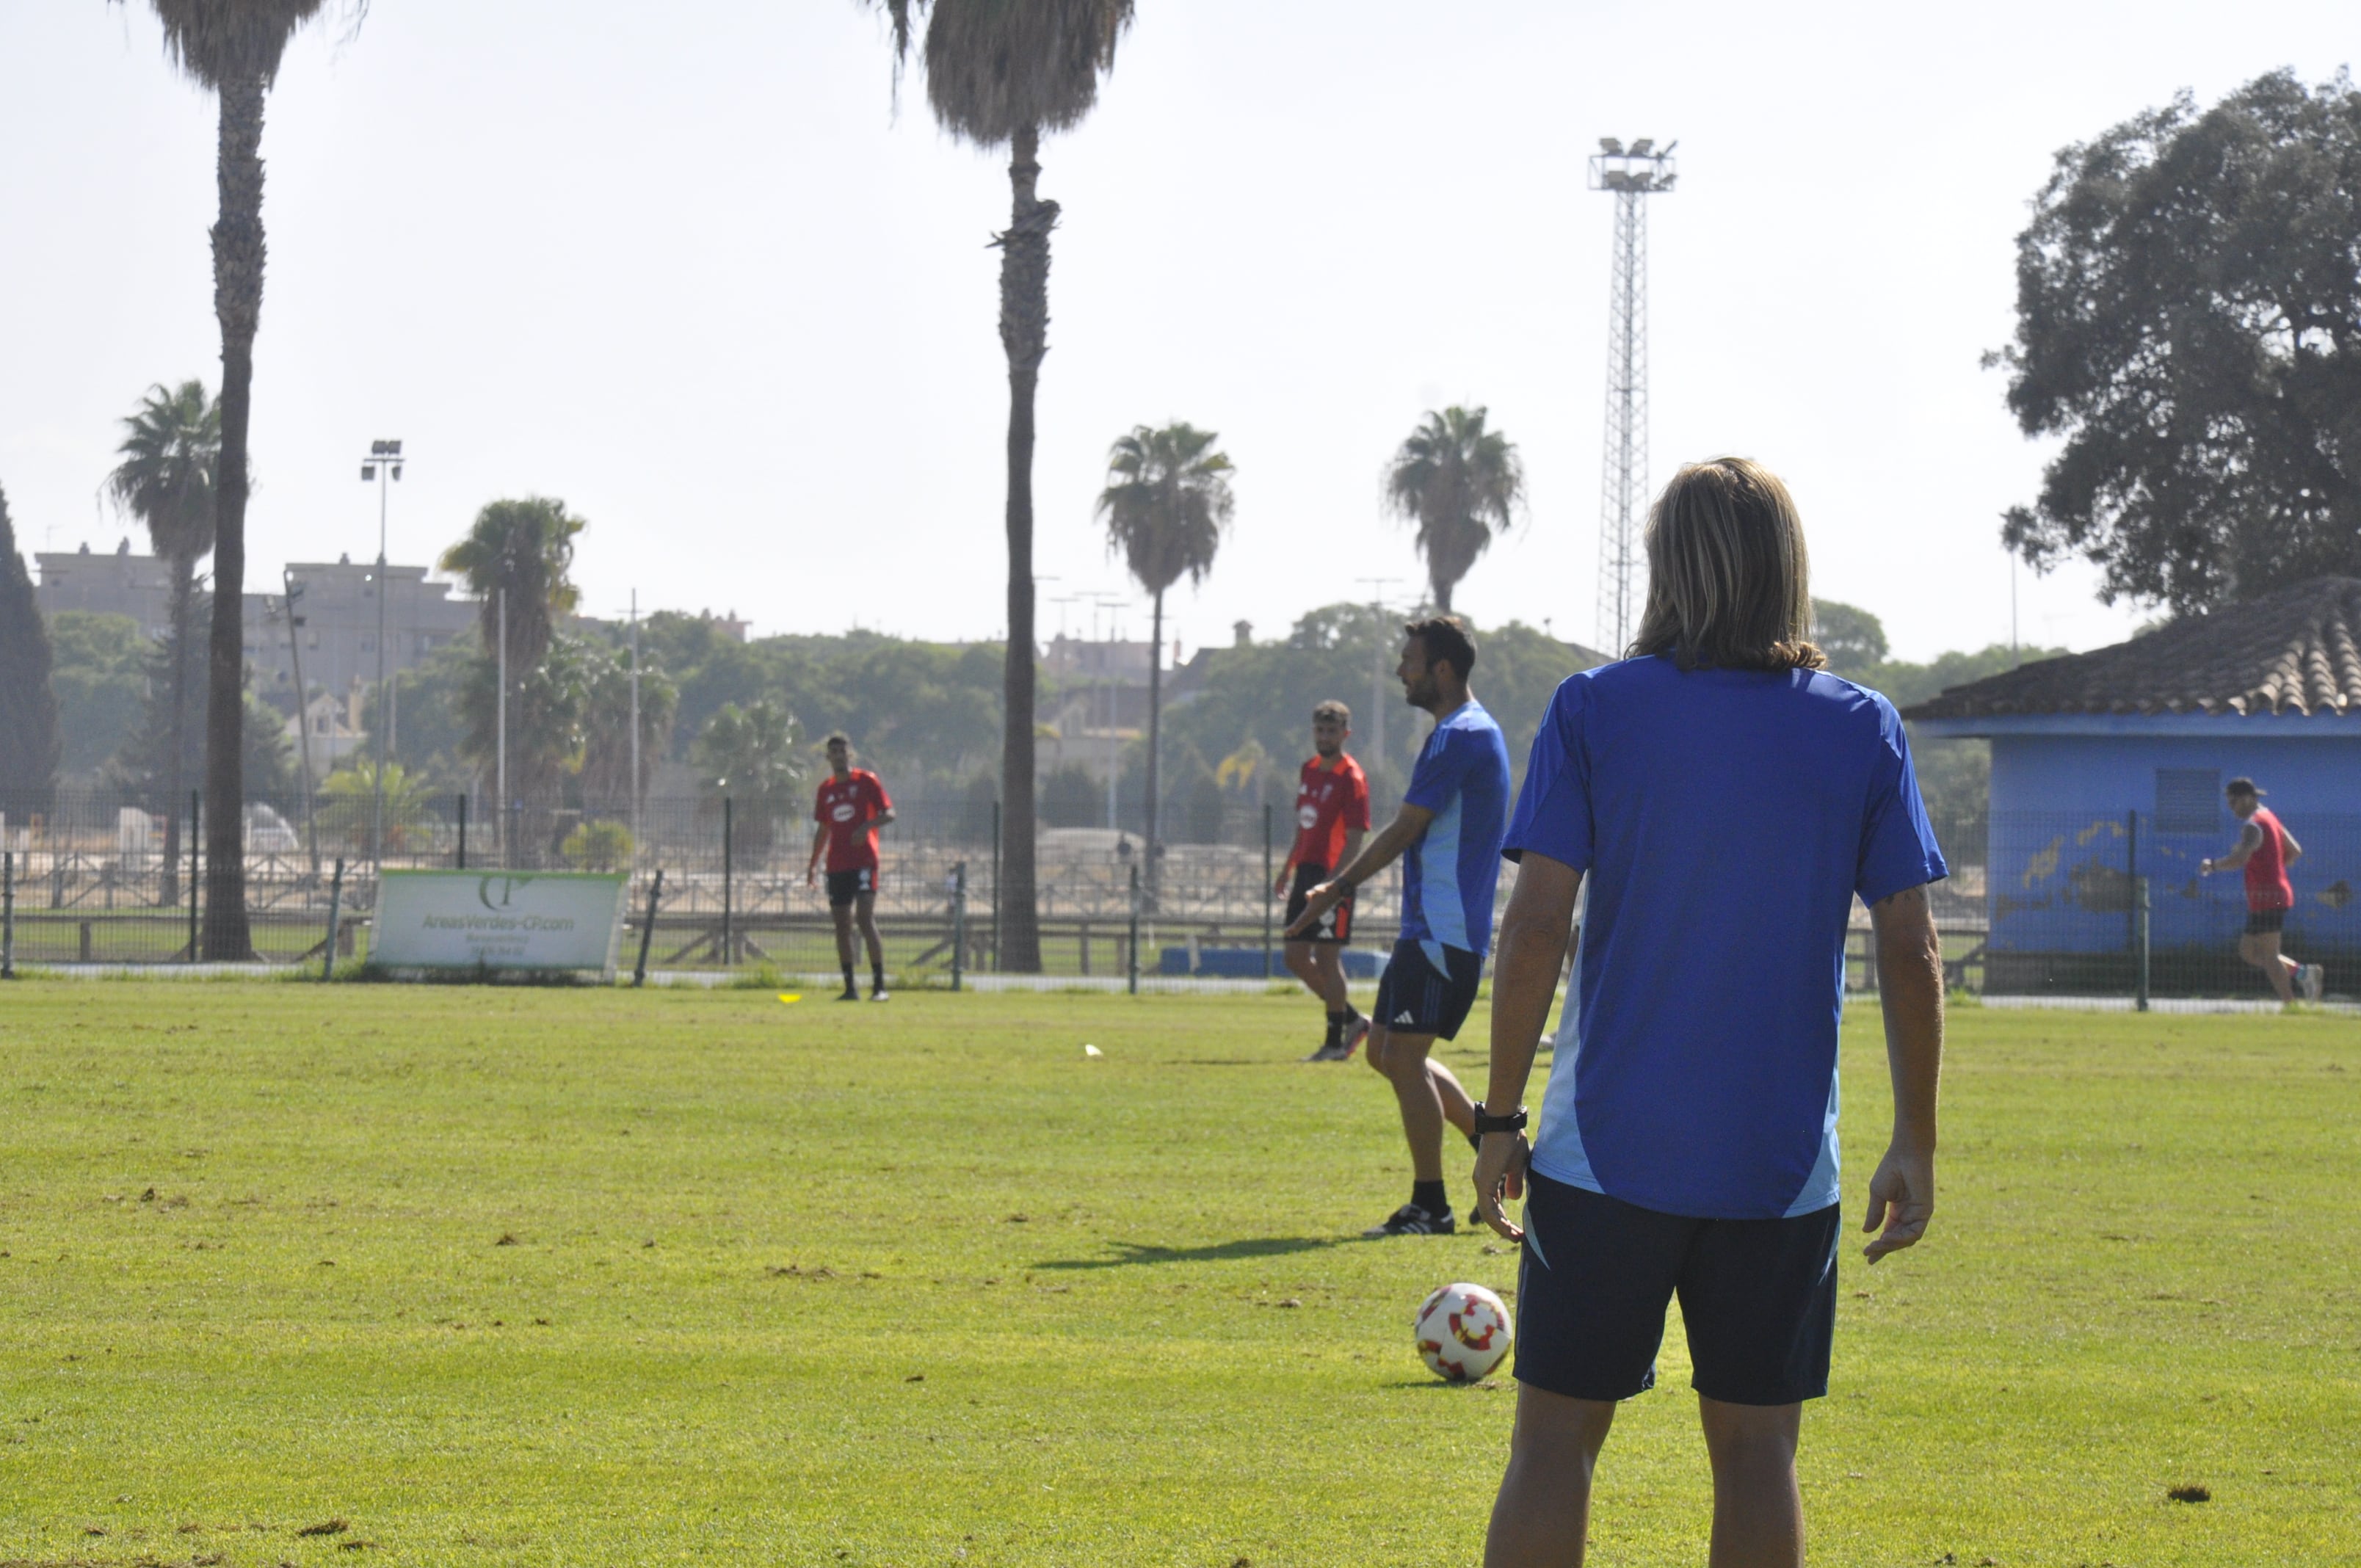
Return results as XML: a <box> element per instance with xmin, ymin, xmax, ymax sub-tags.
<box><xmin>1415</xmin><ymin>1281</ymin><xmax>1513</xmax><ymax>1383</ymax></box>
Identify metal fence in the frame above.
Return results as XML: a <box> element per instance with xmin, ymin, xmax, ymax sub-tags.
<box><xmin>8</xmin><ymin>791</ymin><xmax>2334</xmax><ymax>1001</ymax></box>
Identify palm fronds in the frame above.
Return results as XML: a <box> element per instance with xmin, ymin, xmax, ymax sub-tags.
<box><xmin>1383</xmin><ymin>405</ymin><xmax>1525</xmax><ymax>613</ymax></box>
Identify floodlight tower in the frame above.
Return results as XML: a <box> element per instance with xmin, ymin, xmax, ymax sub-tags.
<box><xmin>1589</xmin><ymin>137</ymin><xmax>1676</xmax><ymax>654</ymax></box>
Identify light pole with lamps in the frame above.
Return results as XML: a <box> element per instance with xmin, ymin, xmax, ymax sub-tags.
<box><xmin>358</xmin><ymin>439</ymin><xmax>405</xmax><ymax>868</ymax></box>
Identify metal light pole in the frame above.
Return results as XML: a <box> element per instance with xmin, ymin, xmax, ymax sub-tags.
<box><xmin>496</xmin><ymin>587</ymin><xmax>508</xmax><ymax>868</ymax></box>
<box><xmin>358</xmin><ymin>439</ymin><xmax>405</xmax><ymax>868</ymax></box>
<box><xmin>1589</xmin><ymin>138</ymin><xmax>1676</xmax><ymax>654</ymax></box>
<box><xmin>1357</xmin><ymin>577</ymin><xmax>1401</xmax><ymax>796</ymax></box>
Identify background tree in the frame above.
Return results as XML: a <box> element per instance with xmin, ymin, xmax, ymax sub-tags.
<box><xmin>439</xmin><ymin>498</ymin><xmax>587</xmax><ymax>819</ymax></box>
<box><xmin>864</xmin><ymin>0</ymin><xmax>1136</xmax><ymax>971</ymax></box>
<box><xmin>690</xmin><ymin>698</ymin><xmax>802</xmax><ymax>863</ymax></box>
<box><xmin>129</xmin><ymin>1</ymin><xmax>355</xmax><ymax>957</ymax></box>
<box><xmin>105</xmin><ymin>380</ymin><xmax>218</xmax><ymax>900</ymax></box>
<box><xmin>1096</xmin><ymin>421</ymin><xmax>1232</xmax><ymax>898</ymax></box>
<box><xmin>1384</xmin><ymin>406</ymin><xmax>1524</xmax><ymax>614</ymax></box>
<box><xmin>1811</xmin><ymin>599</ymin><xmax>1890</xmax><ymax>674</ymax></box>
<box><xmin>46</xmin><ymin>612</ymin><xmax>150</xmax><ymax>778</ymax></box>
<box><xmin>0</xmin><ymin>484</ymin><xmax>62</xmax><ymax>802</ymax></box>
<box><xmin>579</xmin><ymin>638</ymin><xmax>678</xmax><ymax>808</ymax></box>
<box><xmin>1993</xmin><ymin>69</ymin><xmax>2361</xmax><ymax>613</ymax></box>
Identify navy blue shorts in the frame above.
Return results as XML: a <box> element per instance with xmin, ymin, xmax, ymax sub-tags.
<box><xmin>1514</xmin><ymin>1170</ymin><xmax>1840</xmax><ymax>1407</ymax></box>
<box><xmin>1373</xmin><ymin>940</ymin><xmax>1482</xmax><ymax>1040</ymax></box>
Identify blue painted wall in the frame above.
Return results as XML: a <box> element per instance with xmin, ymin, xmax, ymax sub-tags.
<box><xmin>1984</xmin><ymin>730</ymin><xmax>2361</xmax><ymax>957</ymax></box>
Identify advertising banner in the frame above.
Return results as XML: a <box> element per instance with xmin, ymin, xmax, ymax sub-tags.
<box><xmin>372</xmin><ymin>870</ymin><xmax>629</xmax><ymax>976</ymax></box>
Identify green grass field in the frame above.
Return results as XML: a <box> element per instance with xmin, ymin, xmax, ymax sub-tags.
<box><xmin>0</xmin><ymin>982</ymin><xmax>2354</xmax><ymax>1567</ymax></box>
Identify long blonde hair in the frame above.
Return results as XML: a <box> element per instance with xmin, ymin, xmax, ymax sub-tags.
<box><xmin>1629</xmin><ymin>457</ymin><xmax>1825</xmax><ymax>672</ymax></box>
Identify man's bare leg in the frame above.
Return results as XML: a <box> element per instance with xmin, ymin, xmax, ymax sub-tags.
<box><xmin>1485</xmin><ymin>1384</ymin><xmax>1616</xmax><ymax>1567</ymax></box>
<box><xmin>1368</xmin><ymin>1026</ymin><xmax>1449</xmax><ymax>1181</ymax></box>
<box><xmin>2241</xmin><ymin>932</ymin><xmax>2298</xmax><ymax>1001</ymax></box>
<box><xmin>1698</xmin><ymin>1396</ymin><xmax>1803</xmax><ymax>1568</ymax></box>
<box><xmin>854</xmin><ymin>890</ymin><xmax>886</xmax><ymax>992</ymax></box>
<box><xmin>1428</xmin><ymin>1053</ymin><xmax>1478</xmax><ymax>1140</ymax></box>
<box><xmin>830</xmin><ymin>904</ymin><xmax>857</xmax><ymax>981</ymax></box>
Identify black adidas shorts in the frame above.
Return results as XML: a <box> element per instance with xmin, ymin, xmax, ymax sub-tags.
<box><xmin>2244</xmin><ymin>908</ymin><xmax>2286</xmax><ymax>936</ymax></box>
<box><xmin>824</xmin><ymin>867</ymin><xmax>875</xmax><ymax>907</ymax></box>
<box><xmin>1283</xmin><ymin>862</ymin><xmax>1355</xmax><ymax>944</ymax></box>
<box><xmin>1372</xmin><ymin>939</ymin><xmax>1482</xmax><ymax>1040</ymax></box>
<box><xmin>1513</xmin><ymin>1171</ymin><xmax>1840</xmax><ymax>1407</ymax></box>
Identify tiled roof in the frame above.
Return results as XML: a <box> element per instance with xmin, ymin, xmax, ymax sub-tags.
<box><xmin>1903</xmin><ymin>576</ymin><xmax>2361</xmax><ymax>720</ymax></box>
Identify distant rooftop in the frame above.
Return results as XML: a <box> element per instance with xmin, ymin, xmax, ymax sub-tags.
<box><xmin>1903</xmin><ymin>577</ymin><xmax>2361</xmax><ymax>721</ymax></box>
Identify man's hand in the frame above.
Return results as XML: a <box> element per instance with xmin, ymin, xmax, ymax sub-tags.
<box><xmin>1473</xmin><ymin>1132</ymin><xmax>1530</xmax><ymax>1241</ymax></box>
<box><xmin>805</xmin><ymin>865</ymin><xmax>819</xmax><ymax>889</ymax></box>
<box><xmin>1863</xmin><ymin>1139</ymin><xmax>1934</xmax><ymax>1263</ymax></box>
<box><xmin>1285</xmin><ymin>880</ymin><xmax>1346</xmax><ymax>939</ymax></box>
<box><xmin>1272</xmin><ymin>868</ymin><xmax>1292</xmax><ymax>899</ymax></box>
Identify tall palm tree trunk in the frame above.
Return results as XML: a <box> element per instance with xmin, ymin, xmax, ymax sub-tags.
<box><xmin>1143</xmin><ymin>587</ymin><xmax>1162</xmax><ymax>907</ymax></box>
<box><xmin>200</xmin><ymin>74</ymin><xmax>266</xmax><ymax>960</ymax></box>
<box><xmin>994</xmin><ymin>124</ymin><xmax>1055</xmax><ymax>973</ymax></box>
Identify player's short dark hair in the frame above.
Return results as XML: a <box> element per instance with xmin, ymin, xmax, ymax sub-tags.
<box><xmin>1403</xmin><ymin>615</ymin><xmax>1476</xmax><ymax>680</ymax></box>
<box><xmin>824</xmin><ymin>733</ymin><xmax>850</xmax><ymax>749</ymax></box>
<box><xmin>1313</xmin><ymin>700</ymin><xmax>1352</xmax><ymax>725</ymax></box>
<box><xmin>2227</xmin><ymin>777</ymin><xmax>2263</xmax><ymax>798</ymax></box>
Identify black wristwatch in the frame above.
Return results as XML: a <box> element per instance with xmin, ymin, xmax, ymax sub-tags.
<box><xmin>1471</xmin><ymin>1102</ymin><xmax>1528</xmax><ymax>1136</ymax></box>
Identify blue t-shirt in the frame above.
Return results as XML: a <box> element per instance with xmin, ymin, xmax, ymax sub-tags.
<box><xmin>1400</xmin><ymin>699</ymin><xmax>1512</xmax><ymax>958</ymax></box>
<box><xmin>1506</xmin><ymin>656</ymin><xmax>1947</xmax><ymax>1221</ymax></box>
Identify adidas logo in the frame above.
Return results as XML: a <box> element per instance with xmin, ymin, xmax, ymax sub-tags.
<box><xmin>1394</xmin><ymin>1011</ymin><xmax>1415</xmax><ymax>1024</ymax></box>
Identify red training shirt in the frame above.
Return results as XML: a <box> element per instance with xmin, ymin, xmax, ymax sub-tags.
<box><xmin>1290</xmin><ymin>753</ymin><xmax>1371</xmax><ymax>874</ymax></box>
<box><xmin>814</xmin><ymin>769</ymin><xmax>893</xmax><ymax>874</ymax></box>
<box><xmin>2244</xmin><ymin>805</ymin><xmax>2294</xmax><ymax>912</ymax></box>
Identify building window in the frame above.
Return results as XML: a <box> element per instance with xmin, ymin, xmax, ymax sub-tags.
<box><xmin>2155</xmin><ymin>769</ymin><xmax>2221</xmax><ymax>833</ymax></box>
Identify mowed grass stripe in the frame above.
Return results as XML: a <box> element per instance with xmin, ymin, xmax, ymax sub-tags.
<box><xmin>0</xmin><ymin>984</ymin><xmax>2354</xmax><ymax>1565</ymax></box>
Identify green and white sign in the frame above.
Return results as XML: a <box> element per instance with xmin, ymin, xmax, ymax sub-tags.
<box><xmin>372</xmin><ymin>870</ymin><xmax>630</xmax><ymax>976</ymax></box>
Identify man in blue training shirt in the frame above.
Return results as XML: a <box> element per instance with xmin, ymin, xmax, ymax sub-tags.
<box><xmin>1290</xmin><ymin>615</ymin><xmax>1511</xmax><ymax>1238</ymax></box>
<box><xmin>1469</xmin><ymin>458</ymin><xmax>1948</xmax><ymax>1568</ymax></box>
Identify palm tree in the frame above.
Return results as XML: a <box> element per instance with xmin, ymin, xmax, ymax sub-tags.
<box><xmin>440</xmin><ymin>498</ymin><xmax>587</xmax><ymax>852</ymax></box>
<box><xmin>690</xmin><ymin>699</ymin><xmax>802</xmax><ymax>864</ymax></box>
<box><xmin>1096</xmin><ymin>422</ymin><xmax>1233</xmax><ymax>898</ymax></box>
<box><xmin>863</xmin><ymin>0</ymin><xmax>1135</xmax><ymax>972</ymax></box>
<box><xmin>105</xmin><ymin>380</ymin><xmax>218</xmax><ymax>907</ymax></box>
<box><xmin>1384</xmin><ymin>406</ymin><xmax>1526</xmax><ymax>614</ymax></box>
<box><xmin>128</xmin><ymin>0</ymin><xmax>356</xmax><ymax>957</ymax></box>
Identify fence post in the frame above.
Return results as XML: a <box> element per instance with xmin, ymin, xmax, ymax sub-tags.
<box><xmin>721</xmin><ymin>795</ymin><xmax>734</xmax><ymax>967</ymax></box>
<box><xmin>2134</xmin><ymin>874</ymin><xmax>2151</xmax><ymax>1013</ymax></box>
<box><xmin>2</xmin><ymin>850</ymin><xmax>15</xmax><ymax>980</ymax></box>
<box><xmin>457</xmin><ymin>793</ymin><xmax>468</xmax><ymax>871</ymax></box>
<box><xmin>2125</xmin><ymin>807</ymin><xmax>2139</xmax><ymax>992</ymax></box>
<box><xmin>633</xmin><ymin>868</ymin><xmax>664</xmax><ymax>988</ymax></box>
<box><xmin>950</xmin><ymin>861</ymin><xmax>967</xmax><ymax>993</ymax></box>
<box><xmin>1127</xmin><ymin>861</ymin><xmax>1141</xmax><ymax>997</ymax></box>
<box><xmin>187</xmin><ymin>789</ymin><xmax>200</xmax><ymax>963</ymax></box>
<box><xmin>322</xmin><ymin>857</ymin><xmax>345</xmax><ymax>981</ymax></box>
<box><xmin>1262</xmin><ymin>802</ymin><xmax>1274</xmax><ymax>979</ymax></box>
<box><xmin>990</xmin><ymin>799</ymin><xmax>1002</xmax><ymax>972</ymax></box>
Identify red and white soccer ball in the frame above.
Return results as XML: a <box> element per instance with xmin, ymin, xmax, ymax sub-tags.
<box><xmin>1415</xmin><ymin>1281</ymin><xmax>1513</xmax><ymax>1383</ymax></box>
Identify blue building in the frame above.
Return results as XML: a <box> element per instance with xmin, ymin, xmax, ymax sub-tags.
<box><xmin>1907</xmin><ymin>578</ymin><xmax>2361</xmax><ymax>994</ymax></box>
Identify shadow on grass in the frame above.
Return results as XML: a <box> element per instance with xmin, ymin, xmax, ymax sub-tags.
<box><xmin>1034</xmin><ymin>1236</ymin><xmax>1344</xmax><ymax>1271</ymax></box>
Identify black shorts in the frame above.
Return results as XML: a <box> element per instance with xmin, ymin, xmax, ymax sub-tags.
<box><xmin>1283</xmin><ymin>863</ymin><xmax>1355</xmax><ymax>944</ymax></box>
<box><xmin>1513</xmin><ymin>1171</ymin><xmax>1840</xmax><ymax>1407</ymax></box>
<box><xmin>1372</xmin><ymin>939</ymin><xmax>1482</xmax><ymax>1040</ymax></box>
<box><xmin>824</xmin><ymin>867</ymin><xmax>876</xmax><ymax>907</ymax></box>
<box><xmin>2245</xmin><ymin>908</ymin><xmax>2286</xmax><ymax>936</ymax></box>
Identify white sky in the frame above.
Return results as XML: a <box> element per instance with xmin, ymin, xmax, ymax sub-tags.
<box><xmin>3</xmin><ymin>2</ymin><xmax>2352</xmax><ymax>663</ymax></box>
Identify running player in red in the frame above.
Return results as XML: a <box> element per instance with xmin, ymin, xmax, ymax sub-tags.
<box><xmin>805</xmin><ymin>734</ymin><xmax>896</xmax><ymax>1001</ymax></box>
<box><xmin>1279</xmin><ymin>700</ymin><xmax>1372</xmax><ymax>1061</ymax></box>
<box><xmin>2200</xmin><ymin>776</ymin><xmax>2323</xmax><ymax>1003</ymax></box>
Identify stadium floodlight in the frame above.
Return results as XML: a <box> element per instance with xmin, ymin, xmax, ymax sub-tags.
<box><xmin>1587</xmin><ymin>138</ymin><xmax>1677</xmax><ymax>653</ymax></box>
<box><xmin>357</xmin><ymin>438</ymin><xmax>409</xmax><ymax>871</ymax></box>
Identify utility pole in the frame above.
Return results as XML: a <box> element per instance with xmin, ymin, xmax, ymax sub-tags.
<box><xmin>358</xmin><ymin>439</ymin><xmax>405</xmax><ymax>868</ymax></box>
<box><xmin>1589</xmin><ymin>139</ymin><xmax>1676</xmax><ymax>654</ymax></box>
<box><xmin>280</xmin><ymin>568</ymin><xmax>319</xmax><ymax>876</ymax></box>
<box><xmin>496</xmin><ymin>587</ymin><xmax>508</xmax><ymax>867</ymax></box>
<box><xmin>628</xmin><ymin>589</ymin><xmax>641</xmax><ymax>863</ymax></box>
<box><xmin>1357</xmin><ymin>578</ymin><xmax>1401</xmax><ymax>796</ymax></box>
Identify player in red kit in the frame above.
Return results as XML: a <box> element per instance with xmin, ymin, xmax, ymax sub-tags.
<box><xmin>2201</xmin><ymin>776</ymin><xmax>2323</xmax><ymax>1003</ymax></box>
<box><xmin>1278</xmin><ymin>700</ymin><xmax>1372</xmax><ymax>1060</ymax></box>
<box><xmin>805</xmin><ymin>733</ymin><xmax>896</xmax><ymax>1001</ymax></box>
